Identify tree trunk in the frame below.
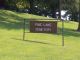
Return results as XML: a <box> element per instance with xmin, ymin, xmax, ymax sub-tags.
<box><xmin>58</xmin><ymin>0</ymin><xmax>61</xmax><ymax>19</ymax></box>
<box><xmin>77</xmin><ymin>22</ymin><xmax>80</xmax><ymax>31</ymax></box>
<box><xmin>71</xmin><ymin>12</ymin><xmax>78</xmax><ymax>21</ymax></box>
<box><xmin>29</xmin><ymin>0</ymin><xmax>34</xmax><ymax>14</ymax></box>
<box><xmin>77</xmin><ymin>0</ymin><xmax>80</xmax><ymax>31</ymax></box>
<box><xmin>77</xmin><ymin>13</ymin><xmax>80</xmax><ymax>31</ymax></box>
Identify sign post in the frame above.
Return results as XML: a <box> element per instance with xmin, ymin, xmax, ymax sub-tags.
<box><xmin>22</xmin><ymin>19</ymin><xmax>64</xmax><ymax>46</ymax></box>
<box><xmin>62</xmin><ymin>20</ymin><xmax>64</xmax><ymax>46</ymax></box>
<box><xmin>59</xmin><ymin>0</ymin><xmax>64</xmax><ymax>46</ymax></box>
<box><xmin>23</xmin><ymin>19</ymin><xmax>26</xmax><ymax>40</ymax></box>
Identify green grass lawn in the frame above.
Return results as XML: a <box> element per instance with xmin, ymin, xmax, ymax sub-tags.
<box><xmin>0</xmin><ymin>9</ymin><xmax>80</xmax><ymax>60</ymax></box>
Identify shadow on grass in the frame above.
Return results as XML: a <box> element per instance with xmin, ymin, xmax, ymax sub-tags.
<box><xmin>12</xmin><ymin>38</ymin><xmax>60</xmax><ymax>46</ymax></box>
<box><xmin>42</xmin><ymin>27</ymin><xmax>80</xmax><ymax>38</ymax></box>
<box><xmin>0</xmin><ymin>10</ymin><xmax>30</xmax><ymax>30</ymax></box>
<box><xmin>57</xmin><ymin>28</ymin><xmax>80</xmax><ymax>37</ymax></box>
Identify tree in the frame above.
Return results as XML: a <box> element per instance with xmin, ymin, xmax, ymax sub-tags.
<box><xmin>62</xmin><ymin>0</ymin><xmax>80</xmax><ymax>31</ymax></box>
<box><xmin>77</xmin><ymin>0</ymin><xmax>80</xmax><ymax>31</ymax></box>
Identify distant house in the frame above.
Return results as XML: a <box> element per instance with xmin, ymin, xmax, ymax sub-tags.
<box><xmin>61</xmin><ymin>10</ymin><xmax>71</xmax><ymax>20</ymax></box>
<box><xmin>55</xmin><ymin>10</ymin><xmax>71</xmax><ymax>20</ymax></box>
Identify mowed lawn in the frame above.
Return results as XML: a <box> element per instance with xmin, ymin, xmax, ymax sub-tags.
<box><xmin>0</xmin><ymin>9</ymin><xmax>80</xmax><ymax>60</ymax></box>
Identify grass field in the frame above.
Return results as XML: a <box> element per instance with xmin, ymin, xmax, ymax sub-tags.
<box><xmin>0</xmin><ymin>9</ymin><xmax>80</xmax><ymax>60</ymax></box>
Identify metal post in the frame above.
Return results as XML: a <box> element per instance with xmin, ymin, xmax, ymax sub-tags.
<box><xmin>62</xmin><ymin>19</ymin><xmax>64</xmax><ymax>46</ymax></box>
<box><xmin>59</xmin><ymin>0</ymin><xmax>64</xmax><ymax>46</ymax></box>
<box><xmin>23</xmin><ymin>19</ymin><xmax>26</xmax><ymax>40</ymax></box>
